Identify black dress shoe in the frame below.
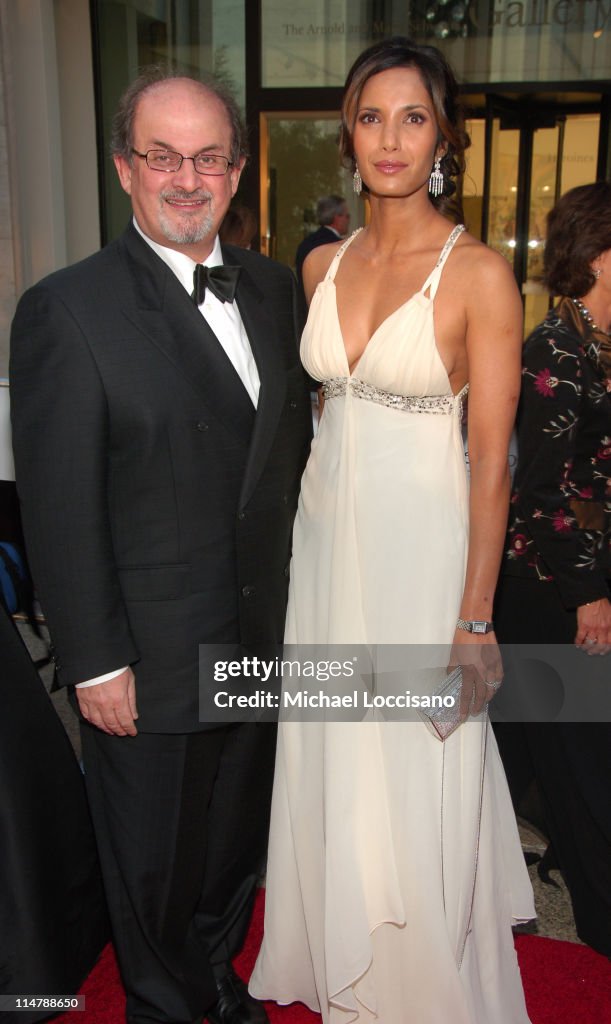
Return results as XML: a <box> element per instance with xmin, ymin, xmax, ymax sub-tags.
<box><xmin>206</xmin><ymin>967</ymin><xmax>269</xmax><ymax>1024</ymax></box>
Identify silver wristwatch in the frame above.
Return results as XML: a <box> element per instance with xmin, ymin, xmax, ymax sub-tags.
<box><xmin>456</xmin><ymin>618</ymin><xmax>494</xmax><ymax>634</ymax></box>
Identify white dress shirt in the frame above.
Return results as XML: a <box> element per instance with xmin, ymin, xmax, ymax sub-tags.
<box><xmin>77</xmin><ymin>219</ymin><xmax>259</xmax><ymax>688</ymax></box>
<box><xmin>136</xmin><ymin>221</ymin><xmax>260</xmax><ymax>406</ymax></box>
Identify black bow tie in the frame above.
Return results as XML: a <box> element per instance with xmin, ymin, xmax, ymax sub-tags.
<box><xmin>192</xmin><ymin>264</ymin><xmax>241</xmax><ymax>305</ymax></box>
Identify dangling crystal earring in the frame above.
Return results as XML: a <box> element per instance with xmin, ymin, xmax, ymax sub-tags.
<box><xmin>428</xmin><ymin>157</ymin><xmax>444</xmax><ymax>197</ymax></box>
<box><xmin>353</xmin><ymin>167</ymin><xmax>362</xmax><ymax>195</ymax></box>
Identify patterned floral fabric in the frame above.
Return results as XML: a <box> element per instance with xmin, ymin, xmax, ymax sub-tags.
<box><xmin>503</xmin><ymin>297</ymin><xmax>611</xmax><ymax>609</ymax></box>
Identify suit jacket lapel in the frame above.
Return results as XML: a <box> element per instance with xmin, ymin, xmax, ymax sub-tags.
<box><xmin>119</xmin><ymin>225</ymin><xmax>255</xmax><ymax>445</ymax></box>
<box><xmin>222</xmin><ymin>245</ymin><xmax>288</xmax><ymax>508</ymax></box>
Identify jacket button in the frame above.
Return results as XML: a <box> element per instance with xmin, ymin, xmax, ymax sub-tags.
<box><xmin>284</xmin><ymin>564</ymin><xmax>290</xmax><ymax>578</ymax></box>
<box><xmin>237</xmin><ymin>510</ymin><xmax>247</xmax><ymax>520</ymax></box>
<box><xmin>282</xmin><ymin>493</ymin><xmax>289</xmax><ymax>504</ymax></box>
<box><xmin>241</xmin><ymin>585</ymin><xmax>256</xmax><ymax>598</ymax></box>
<box><xmin>289</xmin><ymin>400</ymin><xmax>298</xmax><ymax>409</ymax></box>
<box><xmin>196</xmin><ymin>421</ymin><xmax>209</xmax><ymax>431</ymax></box>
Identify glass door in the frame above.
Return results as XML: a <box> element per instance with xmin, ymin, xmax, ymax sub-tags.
<box><xmin>482</xmin><ymin>107</ymin><xmax>521</xmax><ymax>270</ymax></box>
<box><xmin>523</xmin><ymin>123</ymin><xmax>560</xmax><ymax>332</ymax></box>
<box><xmin>481</xmin><ymin>100</ymin><xmax>600</xmax><ymax>334</ymax></box>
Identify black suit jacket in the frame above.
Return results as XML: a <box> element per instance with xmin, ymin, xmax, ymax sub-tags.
<box><xmin>10</xmin><ymin>224</ymin><xmax>311</xmax><ymax>732</ymax></box>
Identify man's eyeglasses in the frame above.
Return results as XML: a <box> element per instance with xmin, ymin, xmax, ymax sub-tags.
<box><xmin>131</xmin><ymin>149</ymin><xmax>234</xmax><ymax>176</ymax></box>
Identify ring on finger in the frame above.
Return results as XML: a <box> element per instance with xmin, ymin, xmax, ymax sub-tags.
<box><xmin>486</xmin><ymin>680</ymin><xmax>502</xmax><ymax>691</ymax></box>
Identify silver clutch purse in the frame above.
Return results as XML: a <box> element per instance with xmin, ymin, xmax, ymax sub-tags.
<box><xmin>419</xmin><ymin>665</ymin><xmax>463</xmax><ymax>741</ymax></box>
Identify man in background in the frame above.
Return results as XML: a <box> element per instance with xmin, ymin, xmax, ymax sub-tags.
<box><xmin>295</xmin><ymin>195</ymin><xmax>350</xmax><ymax>316</ymax></box>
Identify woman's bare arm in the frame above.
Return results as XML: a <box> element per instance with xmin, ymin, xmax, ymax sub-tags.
<box><xmin>452</xmin><ymin>248</ymin><xmax>524</xmax><ymax>710</ymax></box>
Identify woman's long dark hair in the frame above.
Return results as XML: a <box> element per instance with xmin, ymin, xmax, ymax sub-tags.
<box><xmin>544</xmin><ymin>181</ymin><xmax>611</xmax><ymax>297</ymax></box>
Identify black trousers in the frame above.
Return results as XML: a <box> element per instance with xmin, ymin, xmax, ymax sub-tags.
<box><xmin>494</xmin><ymin>575</ymin><xmax>611</xmax><ymax>956</ymax></box>
<box><xmin>80</xmin><ymin>721</ymin><xmax>276</xmax><ymax>1024</ymax></box>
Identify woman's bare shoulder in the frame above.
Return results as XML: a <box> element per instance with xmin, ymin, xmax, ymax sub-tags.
<box><xmin>302</xmin><ymin>239</ymin><xmax>343</xmax><ymax>289</ymax></box>
<box><xmin>453</xmin><ymin>230</ymin><xmax>517</xmax><ymax>289</ymax></box>
<box><xmin>304</xmin><ymin>240</ymin><xmax>343</xmax><ymax>280</ymax></box>
<box><xmin>448</xmin><ymin>231</ymin><xmax>523</xmax><ymax>348</ymax></box>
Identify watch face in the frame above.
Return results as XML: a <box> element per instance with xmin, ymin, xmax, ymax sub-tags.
<box><xmin>472</xmin><ymin>621</ymin><xmax>487</xmax><ymax>633</ymax></box>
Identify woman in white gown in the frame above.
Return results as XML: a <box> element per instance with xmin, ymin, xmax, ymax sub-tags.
<box><xmin>250</xmin><ymin>38</ymin><xmax>534</xmax><ymax>1024</ymax></box>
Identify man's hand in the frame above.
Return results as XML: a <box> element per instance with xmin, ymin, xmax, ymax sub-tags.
<box><xmin>77</xmin><ymin>668</ymin><xmax>138</xmax><ymax>736</ymax></box>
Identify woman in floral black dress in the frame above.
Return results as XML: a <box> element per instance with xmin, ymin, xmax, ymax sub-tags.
<box><xmin>495</xmin><ymin>181</ymin><xmax>611</xmax><ymax>956</ymax></box>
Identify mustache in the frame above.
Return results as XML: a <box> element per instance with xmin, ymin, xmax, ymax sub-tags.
<box><xmin>161</xmin><ymin>189</ymin><xmax>212</xmax><ymax>202</ymax></box>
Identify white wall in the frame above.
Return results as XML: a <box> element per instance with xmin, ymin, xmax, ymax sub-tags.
<box><xmin>54</xmin><ymin>0</ymin><xmax>100</xmax><ymax>265</ymax></box>
<box><xmin>0</xmin><ymin>381</ymin><xmax>13</xmax><ymax>480</ymax></box>
<box><xmin>0</xmin><ymin>0</ymin><xmax>99</xmax><ymax>376</ymax></box>
<box><xmin>0</xmin><ymin>40</ymin><xmax>15</xmax><ymax>377</ymax></box>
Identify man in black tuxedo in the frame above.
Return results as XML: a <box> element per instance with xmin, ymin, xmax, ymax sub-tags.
<box><xmin>10</xmin><ymin>70</ymin><xmax>311</xmax><ymax>1024</ymax></box>
<box><xmin>294</xmin><ymin>195</ymin><xmax>350</xmax><ymax>319</ymax></box>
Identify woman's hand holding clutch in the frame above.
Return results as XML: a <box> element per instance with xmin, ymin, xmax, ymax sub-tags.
<box><xmin>449</xmin><ymin>630</ymin><xmax>503</xmax><ymax>718</ymax></box>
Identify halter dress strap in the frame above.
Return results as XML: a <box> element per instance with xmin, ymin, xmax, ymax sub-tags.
<box><xmin>420</xmin><ymin>224</ymin><xmax>465</xmax><ymax>300</ymax></box>
<box><xmin>325</xmin><ymin>228</ymin><xmax>363</xmax><ymax>282</ymax></box>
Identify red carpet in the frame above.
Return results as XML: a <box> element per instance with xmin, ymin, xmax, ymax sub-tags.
<box><xmin>54</xmin><ymin>891</ymin><xmax>610</xmax><ymax>1023</ymax></box>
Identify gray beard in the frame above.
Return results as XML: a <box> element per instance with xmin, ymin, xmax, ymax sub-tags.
<box><xmin>158</xmin><ymin>193</ymin><xmax>215</xmax><ymax>245</ymax></box>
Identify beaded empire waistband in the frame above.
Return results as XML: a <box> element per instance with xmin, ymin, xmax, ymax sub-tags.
<box><xmin>322</xmin><ymin>377</ymin><xmax>468</xmax><ymax>415</ymax></box>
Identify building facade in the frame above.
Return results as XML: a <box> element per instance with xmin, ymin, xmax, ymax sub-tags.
<box><xmin>0</xmin><ymin>0</ymin><xmax>610</xmax><ymax>372</ymax></box>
